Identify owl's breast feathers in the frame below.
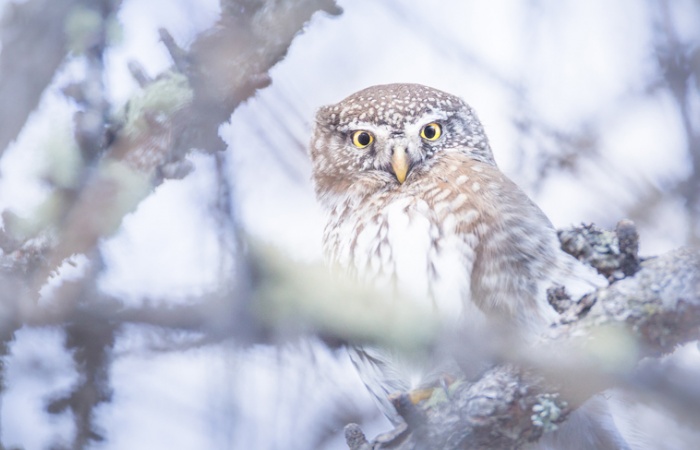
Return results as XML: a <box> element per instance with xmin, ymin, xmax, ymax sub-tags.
<box><xmin>323</xmin><ymin>152</ymin><xmax>562</xmax><ymax>328</ymax></box>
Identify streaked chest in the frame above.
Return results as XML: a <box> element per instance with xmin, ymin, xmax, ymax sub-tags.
<box><xmin>323</xmin><ymin>183</ymin><xmax>479</xmax><ymax>320</ymax></box>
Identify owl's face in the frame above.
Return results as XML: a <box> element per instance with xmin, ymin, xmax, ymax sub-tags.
<box><xmin>310</xmin><ymin>84</ymin><xmax>494</xmax><ymax>207</ymax></box>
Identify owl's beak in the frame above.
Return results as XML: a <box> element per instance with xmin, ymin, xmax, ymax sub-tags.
<box><xmin>391</xmin><ymin>147</ymin><xmax>410</xmax><ymax>184</ymax></box>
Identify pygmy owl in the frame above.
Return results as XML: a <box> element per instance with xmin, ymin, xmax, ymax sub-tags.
<box><xmin>308</xmin><ymin>84</ymin><xmax>627</xmax><ymax>448</ymax></box>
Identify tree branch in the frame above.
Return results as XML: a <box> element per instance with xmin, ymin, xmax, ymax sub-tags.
<box><xmin>0</xmin><ymin>0</ymin><xmax>78</xmax><ymax>155</ymax></box>
<box><xmin>0</xmin><ymin>0</ymin><xmax>342</xmax><ymax>311</ymax></box>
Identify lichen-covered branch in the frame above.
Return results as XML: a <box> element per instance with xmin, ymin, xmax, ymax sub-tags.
<box><xmin>0</xmin><ymin>0</ymin><xmax>78</xmax><ymax>156</ymax></box>
<box><xmin>0</xmin><ymin>2</ymin><xmax>342</xmax><ymax>447</ymax></box>
<box><xmin>0</xmin><ymin>0</ymin><xmax>342</xmax><ymax>313</ymax></box>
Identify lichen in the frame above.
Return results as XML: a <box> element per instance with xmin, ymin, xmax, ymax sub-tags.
<box><xmin>122</xmin><ymin>72</ymin><xmax>194</xmax><ymax>136</ymax></box>
<box><xmin>42</xmin><ymin>119</ymin><xmax>84</xmax><ymax>189</ymax></box>
<box><xmin>531</xmin><ymin>393</ymin><xmax>567</xmax><ymax>433</ymax></box>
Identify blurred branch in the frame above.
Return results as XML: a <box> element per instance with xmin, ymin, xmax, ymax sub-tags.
<box><xmin>382</xmin><ymin>3</ymin><xmax>519</xmax><ymax>91</ymax></box>
<box><xmin>9</xmin><ymin>2</ymin><xmax>124</xmax><ymax>446</ymax></box>
<box><xmin>655</xmin><ymin>0</ymin><xmax>700</xmax><ymax>245</ymax></box>
<box><xmin>0</xmin><ymin>1</ymin><xmax>342</xmax><ymax>447</ymax></box>
<box><xmin>0</xmin><ymin>0</ymin><xmax>342</xmax><ymax>307</ymax></box>
<box><xmin>0</xmin><ymin>0</ymin><xmax>78</xmax><ymax>155</ymax></box>
<box><xmin>0</xmin><ymin>0</ymin><xmax>124</xmax><ymax>155</ymax></box>
<box><xmin>66</xmin><ymin>0</ymin><xmax>118</xmax><ymax>165</ymax></box>
<box><xmin>45</xmin><ymin>262</ymin><xmax>116</xmax><ymax>448</ymax></box>
<box><xmin>244</xmin><ymin>95</ymin><xmax>310</xmax><ymax>183</ymax></box>
<box><xmin>512</xmin><ymin>114</ymin><xmax>600</xmax><ymax>190</ymax></box>
<box><xmin>172</xmin><ymin>0</ymin><xmax>342</xmax><ymax>154</ymax></box>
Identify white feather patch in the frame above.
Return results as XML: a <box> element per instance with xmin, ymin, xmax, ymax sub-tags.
<box><xmin>384</xmin><ymin>198</ymin><xmax>433</xmax><ymax>307</ymax></box>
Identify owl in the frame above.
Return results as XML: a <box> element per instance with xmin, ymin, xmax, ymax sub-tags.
<box><xmin>308</xmin><ymin>84</ymin><xmax>628</xmax><ymax>447</ymax></box>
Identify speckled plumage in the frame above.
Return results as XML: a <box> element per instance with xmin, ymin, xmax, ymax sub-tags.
<box><xmin>309</xmin><ymin>83</ymin><xmax>569</xmax><ymax>423</ymax></box>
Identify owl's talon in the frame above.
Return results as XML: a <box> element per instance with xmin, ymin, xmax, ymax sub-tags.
<box><xmin>390</xmin><ymin>392</ymin><xmax>428</xmax><ymax>429</ymax></box>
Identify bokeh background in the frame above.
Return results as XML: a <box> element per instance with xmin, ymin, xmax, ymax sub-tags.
<box><xmin>0</xmin><ymin>0</ymin><xmax>699</xmax><ymax>448</ymax></box>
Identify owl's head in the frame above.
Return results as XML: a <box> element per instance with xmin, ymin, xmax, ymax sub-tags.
<box><xmin>309</xmin><ymin>83</ymin><xmax>494</xmax><ymax>207</ymax></box>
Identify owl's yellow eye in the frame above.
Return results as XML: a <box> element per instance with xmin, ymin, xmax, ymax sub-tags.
<box><xmin>351</xmin><ymin>130</ymin><xmax>374</xmax><ymax>148</ymax></box>
<box><xmin>420</xmin><ymin>123</ymin><xmax>442</xmax><ymax>141</ymax></box>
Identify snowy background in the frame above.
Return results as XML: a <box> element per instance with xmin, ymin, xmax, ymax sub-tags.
<box><xmin>0</xmin><ymin>0</ymin><xmax>699</xmax><ymax>448</ymax></box>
